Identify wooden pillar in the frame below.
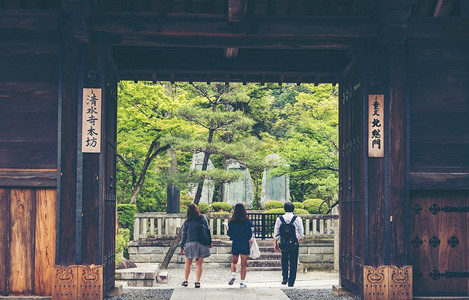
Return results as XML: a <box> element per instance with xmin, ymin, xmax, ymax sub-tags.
<box><xmin>55</xmin><ymin>7</ymin><xmax>116</xmax><ymax>297</ymax></box>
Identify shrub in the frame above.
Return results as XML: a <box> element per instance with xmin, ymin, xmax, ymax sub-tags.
<box><xmin>292</xmin><ymin>202</ymin><xmax>304</xmax><ymax>210</ymax></box>
<box><xmin>211</xmin><ymin>202</ymin><xmax>233</xmax><ymax>212</ymax></box>
<box><xmin>294</xmin><ymin>208</ymin><xmax>310</xmax><ymax>215</ymax></box>
<box><xmin>264</xmin><ymin>208</ymin><xmax>309</xmax><ymax>215</ymax></box>
<box><xmin>303</xmin><ymin>199</ymin><xmax>326</xmax><ymax>214</ymax></box>
<box><xmin>264</xmin><ymin>200</ymin><xmax>284</xmax><ymax>210</ymax></box>
<box><xmin>116</xmin><ymin>228</ymin><xmax>131</xmax><ymax>266</ymax></box>
<box><xmin>264</xmin><ymin>208</ymin><xmax>285</xmax><ymax>214</ymax></box>
<box><xmin>179</xmin><ymin>194</ymin><xmax>194</xmax><ymax>213</ymax></box>
<box><xmin>117</xmin><ymin>204</ymin><xmax>137</xmax><ymax>231</ymax></box>
<box><xmin>198</xmin><ymin>202</ymin><xmax>210</xmax><ymax>213</ymax></box>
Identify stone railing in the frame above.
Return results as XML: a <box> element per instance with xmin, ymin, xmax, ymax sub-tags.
<box><xmin>133</xmin><ymin>212</ymin><xmax>339</xmax><ymax>241</ymax></box>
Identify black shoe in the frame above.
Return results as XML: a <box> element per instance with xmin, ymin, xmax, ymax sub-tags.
<box><xmin>288</xmin><ymin>283</ymin><xmax>294</xmax><ymax>287</ymax></box>
<box><xmin>281</xmin><ymin>279</ymin><xmax>288</xmax><ymax>285</ymax></box>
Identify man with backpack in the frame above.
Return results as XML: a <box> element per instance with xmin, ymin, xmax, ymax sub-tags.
<box><xmin>273</xmin><ymin>202</ymin><xmax>304</xmax><ymax>287</ymax></box>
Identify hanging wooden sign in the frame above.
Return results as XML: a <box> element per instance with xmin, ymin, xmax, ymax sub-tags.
<box><xmin>82</xmin><ymin>88</ymin><xmax>102</xmax><ymax>153</ymax></box>
<box><xmin>368</xmin><ymin>94</ymin><xmax>384</xmax><ymax>157</ymax></box>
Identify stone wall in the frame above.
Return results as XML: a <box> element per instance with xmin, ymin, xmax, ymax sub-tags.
<box><xmin>129</xmin><ymin>238</ymin><xmax>334</xmax><ymax>269</ymax></box>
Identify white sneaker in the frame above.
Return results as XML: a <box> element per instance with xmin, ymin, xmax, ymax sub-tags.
<box><xmin>240</xmin><ymin>282</ymin><xmax>247</xmax><ymax>288</ymax></box>
<box><xmin>228</xmin><ymin>273</ymin><xmax>236</xmax><ymax>285</ymax></box>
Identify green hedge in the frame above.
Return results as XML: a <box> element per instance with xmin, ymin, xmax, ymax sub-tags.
<box><xmin>198</xmin><ymin>202</ymin><xmax>210</xmax><ymax>213</ymax></box>
<box><xmin>264</xmin><ymin>208</ymin><xmax>309</xmax><ymax>215</ymax></box>
<box><xmin>264</xmin><ymin>208</ymin><xmax>285</xmax><ymax>214</ymax></box>
<box><xmin>294</xmin><ymin>208</ymin><xmax>310</xmax><ymax>215</ymax></box>
<box><xmin>264</xmin><ymin>200</ymin><xmax>284</xmax><ymax>210</ymax></box>
<box><xmin>179</xmin><ymin>194</ymin><xmax>194</xmax><ymax>213</ymax></box>
<box><xmin>303</xmin><ymin>199</ymin><xmax>326</xmax><ymax>214</ymax></box>
<box><xmin>117</xmin><ymin>204</ymin><xmax>137</xmax><ymax>231</ymax></box>
<box><xmin>292</xmin><ymin>202</ymin><xmax>304</xmax><ymax>210</ymax></box>
<box><xmin>116</xmin><ymin>228</ymin><xmax>131</xmax><ymax>266</ymax></box>
<box><xmin>211</xmin><ymin>202</ymin><xmax>232</xmax><ymax>212</ymax></box>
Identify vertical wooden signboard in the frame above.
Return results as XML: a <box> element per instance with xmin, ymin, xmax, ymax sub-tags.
<box><xmin>368</xmin><ymin>94</ymin><xmax>384</xmax><ymax>157</ymax></box>
<box><xmin>82</xmin><ymin>88</ymin><xmax>102</xmax><ymax>153</ymax></box>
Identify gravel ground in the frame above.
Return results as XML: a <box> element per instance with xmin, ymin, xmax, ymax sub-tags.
<box><xmin>282</xmin><ymin>289</ymin><xmax>360</xmax><ymax>300</ymax></box>
<box><xmin>106</xmin><ymin>288</ymin><xmax>173</xmax><ymax>300</ymax></box>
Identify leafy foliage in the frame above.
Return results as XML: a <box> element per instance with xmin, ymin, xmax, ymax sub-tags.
<box><xmin>264</xmin><ymin>200</ymin><xmax>284</xmax><ymax>210</ymax></box>
<box><xmin>292</xmin><ymin>202</ymin><xmax>304</xmax><ymax>209</ymax></box>
<box><xmin>117</xmin><ymin>204</ymin><xmax>137</xmax><ymax>232</ymax></box>
<box><xmin>303</xmin><ymin>199</ymin><xmax>328</xmax><ymax>214</ymax></box>
<box><xmin>198</xmin><ymin>202</ymin><xmax>210</xmax><ymax>213</ymax></box>
<box><xmin>117</xmin><ymin>82</ymin><xmax>338</xmax><ymax>214</ymax></box>
<box><xmin>264</xmin><ymin>208</ymin><xmax>309</xmax><ymax>215</ymax></box>
<box><xmin>116</xmin><ymin>228</ymin><xmax>131</xmax><ymax>264</ymax></box>
<box><xmin>211</xmin><ymin>202</ymin><xmax>232</xmax><ymax>212</ymax></box>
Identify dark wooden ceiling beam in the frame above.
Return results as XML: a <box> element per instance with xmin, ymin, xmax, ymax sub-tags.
<box><xmin>118</xmin><ymin>71</ymin><xmax>336</xmax><ymax>84</ymax></box>
<box><xmin>89</xmin><ymin>14</ymin><xmax>379</xmax><ymax>38</ymax></box>
<box><xmin>228</xmin><ymin>0</ymin><xmax>248</xmax><ymax>21</ymax></box>
<box><xmin>407</xmin><ymin>18</ymin><xmax>469</xmax><ymax>39</ymax></box>
<box><xmin>0</xmin><ymin>9</ymin><xmax>61</xmax><ymax>30</ymax></box>
<box><xmin>112</xmin><ymin>35</ymin><xmax>363</xmax><ymax>50</ymax></box>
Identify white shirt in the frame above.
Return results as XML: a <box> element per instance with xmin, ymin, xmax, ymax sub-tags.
<box><xmin>273</xmin><ymin>212</ymin><xmax>304</xmax><ymax>240</ymax></box>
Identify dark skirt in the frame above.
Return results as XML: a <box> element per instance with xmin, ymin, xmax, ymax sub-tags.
<box><xmin>231</xmin><ymin>239</ymin><xmax>250</xmax><ymax>255</ymax></box>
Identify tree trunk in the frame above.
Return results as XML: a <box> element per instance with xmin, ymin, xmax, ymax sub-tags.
<box><xmin>160</xmin><ymin>129</ymin><xmax>215</xmax><ymax>269</ymax></box>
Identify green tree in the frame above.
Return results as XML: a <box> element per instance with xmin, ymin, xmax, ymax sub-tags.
<box><xmin>116</xmin><ymin>82</ymin><xmax>193</xmax><ymax>206</ymax></box>
<box><xmin>161</xmin><ymin>83</ymin><xmax>265</xmax><ymax>268</ymax></box>
<box><xmin>272</xmin><ymin>84</ymin><xmax>339</xmax><ymax>202</ymax></box>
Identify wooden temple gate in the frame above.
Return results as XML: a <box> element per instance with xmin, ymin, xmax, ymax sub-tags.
<box><xmin>1</xmin><ymin>0</ymin><xmax>468</xmax><ymax>299</ymax></box>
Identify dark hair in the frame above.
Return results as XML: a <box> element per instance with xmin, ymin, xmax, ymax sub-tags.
<box><xmin>229</xmin><ymin>203</ymin><xmax>249</xmax><ymax>223</ymax></box>
<box><xmin>284</xmin><ymin>202</ymin><xmax>295</xmax><ymax>213</ymax></box>
<box><xmin>187</xmin><ymin>203</ymin><xmax>202</xmax><ymax>221</ymax></box>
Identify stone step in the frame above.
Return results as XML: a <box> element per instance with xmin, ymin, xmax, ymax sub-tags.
<box><xmin>247</xmin><ymin>259</ymin><xmax>282</xmax><ymax>267</ymax></box>
<box><xmin>248</xmin><ymin>253</ymin><xmax>282</xmax><ymax>260</ymax></box>
<box><xmin>254</xmin><ymin>240</ymin><xmax>275</xmax><ymax>247</ymax></box>
<box><xmin>115</xmin><ymin>263</ymin><xmax>159</xmax><ymax>287</ymax></box>
<box><xmin>246</xmin><ymin>266</ymin><xmax>282</xmax><ymax>271</ymax></box>
<box><xmin>258</xmin><ymin>247</ymin><xmax>276</xmax><ymax>253</ymax></box>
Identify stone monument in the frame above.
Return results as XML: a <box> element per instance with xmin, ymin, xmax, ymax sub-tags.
<box><xmin>261</xmin><ymin>153</ymin><xmax>290</xmax><ymax>208</ymax></box>
<box><xmin>188</xmin><ymin>152</ymin><xmax>214</xmax><ymax>204</ymax></box>
<box><xmin>223</xmin><ymin>160</ymin><xmax>254</xmax><ymax>209</ymax></box>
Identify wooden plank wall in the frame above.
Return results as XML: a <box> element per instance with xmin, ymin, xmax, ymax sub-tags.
<box><xmin>409</xmin><ymin>41</ymin><xmax>469</xmax><ymax>182</ymax></box>
<box><xmin>0</xmin><ymin>30</ymin><xmax>59</xmax><ymax>296</ymax></box>
<box><xmin>339</xmin><ymin>53</ymin><xmax>365</xmax><ymax>292</ymax></box>
<box><xmin>0</xmin><ymin>189</ymin><xmax>56</xmax><ymax>296</ymax></box>
<box><xmin>0</xmin><ymin>31</ymin><xmax>58</xmax><ymax>174</ymax></box>
<box><xmin>408</xmin><ymin>41</ymin><xmax>469</xmax><ymax>296</ymax></box>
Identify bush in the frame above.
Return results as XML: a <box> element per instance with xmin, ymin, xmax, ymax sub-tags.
<box><xmin>264</xmin><ymin>208</ymin><xmax>309</xmax><ymax>215</ymax></box>
<box><xmin>292</xmin><ymin>202</ymin><xmax>304</xmax><ymax>210</ymax></box>
<box><xmin>264</xmin><ymin>200</ymin><xmax>284</xmax><ymax>210</ymax></box>
<box><xmin>198</xmin><ymin>202</ymin><xmax>210</xmax><ymax>213</ymax></box>
<box><xmin>211</xmin><ymin>202</ymin><xmax>232</xmax><ymax>212</ymax></box>
<box><xmin>116</xmin><ymin>228</ymin><xmax>131</xmax><ymax>266</ymax></box>
<box><xmin>303</xmin><ymin>199</ymin><xmax>326</xmax><ymax>214</ymax></box>
<box><xmin>117</xmin><ymin>204</ymin><xmax>137</xmax><ymax>231</ymax></box>
<box><xmin>264</xmin><ymin>208</ymin><xmax>285</xmax><ymax>214</ymax></box>
<box><xmin>294</xmin><ymin>208</ymin><xmax>310</xmax><ymax>215</ymax></box>
<box><xmin>179</xmin><ymin>194</ymin><xmax>194</xmax><ymax>213</ymax></box>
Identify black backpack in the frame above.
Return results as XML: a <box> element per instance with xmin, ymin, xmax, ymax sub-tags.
<box><xmin>197</xmin><ymin>218</ymin><xmax>212</xmax><ymax>246</ymax></box>
<box><xmin>278</xmin><ymin>216</ymin><xmax>298</xmax><ymax>251</ymax></box>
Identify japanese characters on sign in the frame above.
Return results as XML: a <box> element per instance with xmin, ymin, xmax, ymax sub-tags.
<box><xmin>82</xmin><ymin>88</ymin><xmax>102</xmax><ymax>153</ymax></box>
<box><xmin>368</xmin><ymin>94</ymin><xmax>384</xmax><ymax>157</ymax></box>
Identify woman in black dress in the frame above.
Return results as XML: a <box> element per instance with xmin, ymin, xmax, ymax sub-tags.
<box><xmin>227</xmin><ymin>203</ymin><xmax>253</xmax><ymax>288</ymax></box>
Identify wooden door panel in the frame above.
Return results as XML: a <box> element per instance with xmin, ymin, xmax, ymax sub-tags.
<box><xmin>410</xmin><ymin>190</ymin><xmax>469</xmax><ymax>296</ymax></box>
